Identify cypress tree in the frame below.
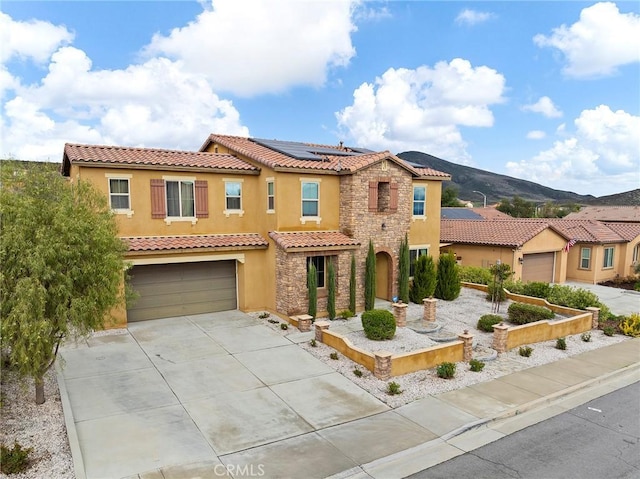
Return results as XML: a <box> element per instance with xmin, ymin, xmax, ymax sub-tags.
<box><xmin>349</xmin><ymin>254</ymin><xmax>356</xmax><ymax>314</ymax></box>
<box><xmin>435</xmin><ymin>252</ymin><xmax>461</xmax><ymax>300</ymax></box>
<box><xmin>410</xmin><ymin>254</ymin><xmax>437</xmax><ymax>303</ymax></box>
<box><xmin>307</xmin><ymin>262</ymin><xmax>317</xmax><ymax>318</ymax></box>
<box><xmin>327</xmin><ymin>258</ymin><xmax>336</xmax><ymax>320</ymax></box>
<box><xmin>398</xmin><ymin>235</ymin><xmax>410</xmax><ymax>303</ymax></box>
<box><xmin>364</xmin><ymin>240</ymin><xmax>376</xmax><ymax>311</ymax></box>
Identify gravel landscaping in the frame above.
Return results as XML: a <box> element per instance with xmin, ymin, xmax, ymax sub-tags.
<box><xmin>1</xmin><ymin>288</ymin><xmax>628</xmax><ymax>479</ymax></box>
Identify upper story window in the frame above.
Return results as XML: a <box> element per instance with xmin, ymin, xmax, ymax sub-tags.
<box><xmin>413</xmin><ymin>186</ymin><xmax>426</xmax><ymax>217</ymax></box>
<box><xmin>225</xmin><ymin>181</ymin><xmax>242</xmax><ymax>210</ymax></box>
<box><xmin>267</xmin><ymin>179</ymin><xmax>275</xmax><ymax>212</ymax></box>
<box><xmin>150</xmin><ymin>177</ymin><xmax>208</xmax><ymax>224</ymax></box>
<box><xmin>302</xmin><ymin>181</ymin><xmax>319</xmax><ymax>217</ymax></box>
<box><xmin>368</xmin><ymin>179</ymin><xmax>398</xmax><ymax>213</ymax></box>
<box><xmin>409</xmin><ymin>247</ymin><xmax>429</xmax><ymax>277</ymax></box>
<box><xmin>603</xmin><ymin>246</ymin><xmax>614</xmax><ymax>269</ymax></box>
<box><xmin>105</xmin><ymin>174</ymin><xmax>133</xmax><ymax>217</ymax></box>
<box><xmin>580</xmin><ymin>247</ymin><xmax>591</xmax><ymax>269</ymax></box>
<box><xmin>166</xmin><ymin>180</ymin><xmax>195</xmax><ymax>218</ymax></box>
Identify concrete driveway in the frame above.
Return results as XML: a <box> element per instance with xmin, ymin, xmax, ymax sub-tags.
<box><xmin>563</xmin><ymin>282</ymin><xmax>640</xmax><ymax>316</ymax></box>
<box><xmin>58</xmin><ymin>311</ymin><xmax>398</xmax><ymax>479</ymax></box>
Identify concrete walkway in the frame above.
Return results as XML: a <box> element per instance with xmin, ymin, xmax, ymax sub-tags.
<box><xmin>563</xmin><ymin>281</ymin><xmax>639</xmax><ymax>316</ymax></box>
<box><xmin>57</xmin><ymin>312</ymin><xmax>640</xmax><ymax>479</ymax></box>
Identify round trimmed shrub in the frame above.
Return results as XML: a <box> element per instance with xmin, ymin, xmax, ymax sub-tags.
<box><xmin>361</xmin><ymin>309</ymin><xmax>396</xmax><ymax>340</ymax></box>
<box><xmin>507</xmin><ymin>302</ymin><xmax>554</xmax><ymax>325</ymax></box>
<box><xmin>477</xmin><ymin>314</ymin><xmax>503</xmax><ymax>332</ymax></box>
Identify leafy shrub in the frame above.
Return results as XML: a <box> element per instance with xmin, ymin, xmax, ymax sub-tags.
<box><xmin>437</xmin><ymin>362</ymin><xmax>456</xmax><ymax>379</ymax></box>
<box><xmin>520</xmin><ymin>282</ymin><xmax>551</xmax><ymax>298</ymax></box>
<box><xmin>556</xmin><ymin>337</ymin><xmax>567</xmax><ymax>350</ymax></box>
<box><xmin>518</xmin><ymin>346</ymin><xmax>533</xmax><ymax>357</ymax></box>
<box><xmin>387</xmin><ymin>381</ymin><xmax>403</xmax><ymax>395</ymax></box>
<box><xmin>361</xmin><ymin>309</ymin><xmax>396</xmax><ymax>340</ymax></box>
<box><xmin>458</xmin><ymin>266</ymin><xmax>492</xmax><ymax>285</ymax></box>
<box><xmin>410</xmin><ymin>254</ymin><xmax>437</xmax><ymax>303</ymax></box>
<box><xmin>581</xmin><ymin>332</ymin><xmax>592</xmax><ymax>342</ymax></box>
<box><xmin>504</xmin><ymin>279</ymin><xmax>525</xmax><ymax>294</ymax></box>
<box><xmin>507</xmin><ymin>302</ymin><xmax>554</xmax><ymax>325</ymax></box>
<box><xmin>477</xmin><ymin>314</ymin><xmax>503</xmax><ymax>332</ymax></box>
<box><xmin>603</xmin><ymin>325</ymin><xmax>616</xmax><ymax>336</ymax></box>
<box><xmin>309</xmin><ymin>339</ymin><xmax>317</xmax><ymax>347</ymax></box>
<box><xmin>398</xmin><ymin>234</ymin><xmax>410</xmax><ymax>303</ymax></box>
<box><xmin>469</xmin><ymin>359</ymin><xmax>485</xmax><ymax>372</ymax></box>
<box><xmin>487</xmin><ymin>280</ymin><xmax>507</xmax><ymax>302</ymax></box>
<box><xmin>435</xmin><ymin>253</ymin><xmax>461</xmax><ymax>301</ymax></box>
<box><xmin>280</xmin><ymin>323</ymin><xmax>289</xmax><ymax>330</ymax></box>
<box><xmin>267</xmin><ymin>318</ymin><xmax>279</xmax><ymax>324</ymax></box>
<box><xmin>327</xmin><ymin>259</ymin><xmax>336</xmax><ymax>320</ymax></box>
<box><xmin>338</xmin><ymin>309</ymin><xmax>354</xmax><ymax>319</ymax></box>
<box><xmin>258</xmin><ymin>312</ymin><xmax>270</xmax><ymax>319</ymax></box>
<box><xmin>365</xmin><ymin>240</ymin><xmax>376</xmax><ymax>311</ymax></box>
<box><xmin>547</xmin><ymin>285</ymin><xmax>611</xmax><ymax>320</ymax></box>
<box><xmin>308</xmin><ymin>262</ymin><xmax>317</xmax><ymax>318</ymax></box>
<box><xmin>349</xmin><ymin>254</ymin><xmax>357</xmax><ymax>314</ymax></box>
<box><xmin>0</xmin><ymin>442</ymin><xmax>32</xmax><ymax>474</ymax></box>
<box><xmin>329</xmin><ymin>352</ymin><xmax>339</xmax><ymax>360</ymax></box>
<box><xmin>620</xmin><ymin>313</ymin><xmax>640</xmax><ymax>337</ymax></box>
<box><xmin>353</xmin><ymin>368</ymin><xmax>363</xmax><ymax>377</ymax></box>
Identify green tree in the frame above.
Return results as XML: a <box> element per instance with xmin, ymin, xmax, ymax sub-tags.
<box><xmin>441</xmin><ymin>186</ymin><xmax>461</xmax><ymax>207</ymax></box>
<box><xmin>307</xmin><ymin>262</ymin><xmax>317</xmax><ymax>319</ymax></box>
<box><xmin>496</xmin><ymin>196</ymin><xmax>536</xmax><ymax>218</ymax></box>
<box><xmin>349</xmin><ymin>254</ymin><xmax>356</xmax><ymax>313</ymax></box>
<box><xmin>327</xmin><ymin>259</ymin><xmax>336</xmax><ymax>320</ymax></box>
<box><xmin>364</xmin><ymin>240</ymin><xmax>376</xmax><ymax>311</ymax></box>
<box><xmin>0</xmin><ymin>161</ymin><xmax>126</xmax><ymax>404</ymax></box>
<box><xmin>398</xmin><ymin>235</ymin><xmax>410</xmax><ymax>303</ymax></box>
<box><xmin>434</xmin><ymin>253</ymin><xmax>461</xmax><ymax>300</ymax></box>
<box><xmin>410</xmin><ymin>254</ymin><xmax>437</xmax><ymax>303</ymax></box>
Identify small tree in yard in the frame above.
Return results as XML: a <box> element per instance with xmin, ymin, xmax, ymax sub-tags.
<box><xmin>435</xmin><ymin>253</ymin><xmax>461</xmax><ymax>300</ymax></box>
<box><xmin>327</xmin><ymin>259</ymin><xmax>336</xmax><ymax>320</ymax></box>
<box><xmin>398</xmin><ymin>235</ymin><xmax>410</xmax><ymax>303</ymax></box>
<box><xmin>349</xmin><ymin>254</ymin><xmax>356</xmax><ymax>313</ymax></box>
<box><xmin>307</xmin><ymin>262</ymin><xmax>317</xmax><ymax>319</ymax></box>
<box><xmin>364</xmin><ymin>240</ymin><xmax>376</xmax><ymax>311</ymax></box>
<box><xmin>0</xmin><ymin>161</ymin><xmax>126</xmax><ymax>404</ymax></box>
<box><xmin>410</xmin><ymin>254</ymin><xmax>436</xmax><ymax>303</ymax></box>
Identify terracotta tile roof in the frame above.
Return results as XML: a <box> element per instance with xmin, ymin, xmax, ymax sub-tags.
<box><xmin>269</xmin><ymin>231</ymin><xmax>360</xmax><ymax>250</ymax></box>
<box><xmin>64</xmin><ymin>143</ymin><xmax>259</xmax><ymax>172</ymax></box>
<box><xmin>124</xmin><ymin>234</ymin><xmax>268</xmax><ymax>252</ymax></box>
<box><xmin>564</xmin><ymin>206</ymin><xmax>640</xmax><ymax>222</ymax></box>
<box><xmin>202</xmin><ymin>134</ymin><xmax>450</xmax><ymax>178</ymax></box>
<box><xmin>538</xmin><ymin>219</ymin><xmax>625</xmax><ymax>243</ymax></box>
<box><xmin>602</xmin><ymin>222</ymin><xmax>640</xmax><ymax>242</ymax></box>
<box><xmin>440</xmin><ymin>219</ymin><xmax>557</xmax><ymax>247</ymax></box>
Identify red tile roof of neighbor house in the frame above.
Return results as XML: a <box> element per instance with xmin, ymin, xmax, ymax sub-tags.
<box><xmin>603</xmin><ymin>222</ymin><xmax>640</xmax><ymax>241</ymax></box>
<box><xmin>269</xmin><ymin>231</ymin><xmax>360</xmax><ymax>250</ymax></box>
<box><xmin>63</xmin><ymin>143</ymin><xmax>259</xmax><ymax>172</ymax></box>
<box><xmin>470</xmin><ymin>207</ymin><xmax>512</xmax><ymax>220</ymax></box>
<box><xmin>564</xmin><ymin>205</ymin><xmax>640</xmax><ymax>222</ymax></box>
<box><xmin>201</xmin><ymin>134</ymin><xmax>450</xmax><ymax>179</ymax></box>
<box><xmin>124</xmin><ymin>234</ymin><xmax>268</xmax><ymax>252</ymax></box>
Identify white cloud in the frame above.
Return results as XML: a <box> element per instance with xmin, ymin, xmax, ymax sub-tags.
<box><xmin>526</xmin><ymin>130</ymin><xmax>546</xmax><ymax>140</ymax></box>
<box><xmin>455</xmin><ymin>9</ymin><xmax>495</xmax><ymax>26</ymax></box>
<box><xmin>144</xmin><ymin>0</ymin><xmax>357</xmax><ymax>97</ymax></box>
<box><xmin>336</xmin><ymin>59</ymin><xmax>506</xmax><ymax>163</ymax></box>
<box><xmin>534</xmin><ymin>2</ymin><xmax>640</xmax><ymax>78</ymax></box>
<box><xmin>522</xmin><ymin>96</ymin><xmax>563</xmax><ymax>118</ymax></box>
<box><xmin>506</xmin><ymin>105</ymin><xmax>640</xmax><ymax>195</ymax></box>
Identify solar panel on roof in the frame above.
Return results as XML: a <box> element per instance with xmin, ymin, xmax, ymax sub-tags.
<box><xmin>251</xmin><ymin>138</ymin><xmax>373</xmax><ymax>161</ymax></box>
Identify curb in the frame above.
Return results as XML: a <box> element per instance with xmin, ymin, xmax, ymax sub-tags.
<box><xmin>55</xmin><ymin>361</ymin><xmax>86</xmax><ymax>479</ymax></box>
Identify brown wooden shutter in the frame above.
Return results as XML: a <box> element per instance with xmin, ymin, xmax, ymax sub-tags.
<box><xmin>389</xmin><ymin>182</ymin><xmax>399</xmax><ymax>212</ymax></box>
<box><xmin>195</xmin><ymin>180</ymin><xmax>209</xmax><ymax>218</ymax></box>
<box><xmin>368</xmin><ymin>181</ymin><xmax>378</xmax><ymax>212</ymax></box>
<box><xmin>150</xmin><ymin>179</ymin><xmax>166</xmax><ymax>218</ymax></box>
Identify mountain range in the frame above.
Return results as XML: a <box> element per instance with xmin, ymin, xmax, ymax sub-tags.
<box><xmin>398</xmin><ymin>151</ymin><xmax>639</xmax><ymax>206</ymax></box>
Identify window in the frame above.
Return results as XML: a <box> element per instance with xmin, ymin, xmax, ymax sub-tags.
<box><xmin>302</xmin><ymin>181</ymin><xmax>319</xmax><ymax>217</ymax></box>
<box><xmin>409</xmin><ymin>247</ymin><xmax>429</xmax><ymax>277</ymax></box>
<box><xmin>633</xmin><ymin>244</ymin><xmax>639</xmax><ymax>264</ymax></box>
<box><xmin>166</xmin><ymin>180</ymin><xmax>194</xmax><ymax>217</ymax></box>
<box><xmin>267</xmin><ymin>180</ymin><xmax>275</xmax><ymax>212</ymax></box>
<box><xmin>580</xmin><ymin>247</ymin><xmax>591</xmax><ymax>269</ymax></box>
<box><xmin>225</xmin><ymin>181</ymin><xmax>242</xmax><ymax>211</ymax></box>
<box><xmin>307</xmin><ymin>256</ymin><xmax>326</xmax><ymax>288</ymax></box>
<box><xmin>109</xmin><ymin>178</ymin><xmax>130</xmax><ymax>210</ymax></box>
<box><xmin>603</xmin><ymin>247</ymin><xmax>614</xmax><ymax>269</ymax></box>
<box><xmin>413</xmin><ymin>186</ymin><xmax>426</xmax><ymax>216</ymax></box>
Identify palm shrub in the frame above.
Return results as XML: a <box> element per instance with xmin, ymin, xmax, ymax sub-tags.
<box><xmin>364</xmin><ymin>240</ymin><xmax>376</xmax><ymax>311</ymax></box>
<box><xmin>349</xmin><ymin>254</ymin><xmax>356</xmax><ymax>314</ymax></box>
<box><xmin>410</xmin><ymin>254</ymin><xmax>436</xmax><ymax>303</ymax></box>
<box><xmin>307</xmin><ymin>262</ymin><xmax>317</xmax><ymax>319</ymax></box>
<box><xmin>435</xmin><ymin>253</ymin><xmax>461</xmax><ymax>300</ymax></box>
<box><xmin>327</xmin><ymin>259</ymin><xmax>336</xmax><ymax>320</ymax></box>
<box><xmin>398</xmin><ymin>235</ymin><xmax>410</xmax><ymax>303</ymax></box>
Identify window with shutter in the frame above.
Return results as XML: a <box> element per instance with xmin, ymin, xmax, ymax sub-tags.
<box><xmin>150</xmin><ymin>179</ymin><xmax>166</xmax><ymax>218</ymax></box>
<box><xmin>195</xmin><ymin>180</ymin><xmax>208</xmax><ymax>218</ymax></box>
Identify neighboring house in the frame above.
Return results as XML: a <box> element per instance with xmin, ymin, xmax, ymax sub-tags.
<box><xmin>62</xmin><ymin>136</ymin><xmax>450</xmax><ymax>325</ymax></box>
<box><xmin>440</xmin><ymin>217</ymin><xmax>640</xmax><ymax>284</ymax></box>
<box><xmin>564</xmin><ymin>205</ymin><xmax>640</xmax><ymax>223</ymax></box>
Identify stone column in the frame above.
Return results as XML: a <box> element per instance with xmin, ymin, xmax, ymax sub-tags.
<box><xmin>492</xmin><ymin>322</ymin><xmax>509</xmax><ymax>353</ymax></box>
<box><xmin>423</xmin><ymin>298</ymin><xmax>437</xmax><ymax>325</ymax></box>
<box><xmin>373</xmin><ymin>351</ymin><xmax>393</xmax><ymax>380</ymax></box>
<box><xmin>458</xmin><ymin>329</ymin><xmax>474</xmax><ymax>361</ymax></box>
<box><xmin>315</xmin><ymin>321</ymin><xmax>330</xmax><ymax>343</ymax></box>
<box><xmin>392</xmin><ymin>303</ymin><xmax>407</xmax><ymax>327</ymax></box>
<box><xmin>586</xmin><ymin>307</ymin><xmax>600</xmax><ymax>330</ymax></box>
<box><xmin>297</xmin><ymin>314</ymin><xmax>313</xmax><ymax>332</ymax></box>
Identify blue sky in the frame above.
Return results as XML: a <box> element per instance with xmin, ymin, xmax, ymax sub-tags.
<box><xmin>1</xmin><ymin>1</ymin><xmax>638</xmax><ymax>197</ymax></box>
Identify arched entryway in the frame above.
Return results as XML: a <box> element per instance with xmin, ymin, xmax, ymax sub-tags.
<box><xmin>375</xmin><ymin>251</ymin><xmax>392</xmax><ymax>300</ymax></box>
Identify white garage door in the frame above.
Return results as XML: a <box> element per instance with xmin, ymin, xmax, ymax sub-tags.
<box><xmin>522</xmin><ymin>252</ymin><xmax>555</xmax><ymax>283</ymax></box>
<box><xmin>127</xmin><ymin>261</ymin><xmax>237</xmax><ymax>322</ymax></box>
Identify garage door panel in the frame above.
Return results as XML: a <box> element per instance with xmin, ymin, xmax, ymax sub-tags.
<box><xmin>522</xmin><ymin>252</ymin><xmax>555</xmax><ymax>283</ymax></box>
<box><xmin>127</xmin><ymin>261</ymin><xmax>237</xmax><ymax>322</ymax></box>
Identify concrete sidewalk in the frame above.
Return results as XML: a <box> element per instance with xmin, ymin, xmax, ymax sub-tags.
<box><xmin>57</xmin><ymin>313</ymin><xmax>640</xmax><ymax>479</ymax></box>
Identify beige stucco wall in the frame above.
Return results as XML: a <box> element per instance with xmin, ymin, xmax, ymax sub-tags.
<box><xmin>566</xmin><ymin>243</ymin><xmax>626</xmax><ymax>284</ymax></box>
<box><xmin>408</xmin><ymin>179</ymin><xmax>442</xmax><ymax>256</ymax></box>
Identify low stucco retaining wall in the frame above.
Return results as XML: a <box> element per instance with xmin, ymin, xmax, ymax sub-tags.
<box><xmin>390</xmin><ymin>341</ymin><xmax>464</xmax><ymax>377</ymax></box>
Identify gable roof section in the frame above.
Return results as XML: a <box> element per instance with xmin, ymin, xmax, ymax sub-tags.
<box><xmin>541</xmin><ymin>219</ymin><xmax>625</xmax><ymax>243</ymax></box>
<box><xmin>201</xmin><ymin>134</ymin><xmax>450</xmax><ymax>179</ymax></box>
<box><xmin>440</xmin><ymin>219</ymin><xmax>562</xmax><ymax>247</ymax></box>
<box><xmin>564</xmin><ymin>206</ymin><xmax>640</xmax><ymax>222</ymax></box>
<box><xmin>603</xmin><ymin>222</ymin><xmax>640</xmax><ymax>242</ymax></box>
<box><xmin>124</xmin><ymin>234</ymin><xmax>268</xmax><ymax>252</ymax></box>
<box><xmin>62</xmin><ymin>143</ymin><xmax>259</xmax><ymax>175</ymax></box>
<box><xmin>269</xmin><ymin>231</ymin><xmax>360</xmax><ymax>251</ymax></box>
